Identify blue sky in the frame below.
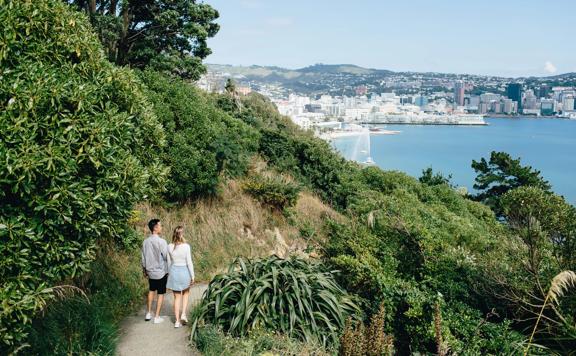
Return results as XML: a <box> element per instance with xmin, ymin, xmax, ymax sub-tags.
<box><xmin>204</xmin><ymin>0</ymin><xmax>575</xmax><ymax>77</ymax></box>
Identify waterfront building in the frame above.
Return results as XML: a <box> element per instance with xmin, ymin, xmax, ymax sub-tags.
<box><xmin>502</xmin><ymin>98</ymin><xmax>516</xmax><ymax>114</ymax></box>
<box><xmin>478</xmin><ymin>102</ymin><xmax>489</xmax><ymax>114</ymax></box>
<box><xmin>468</xmin><ymin>95</ymin><xmax>481</xmax><ymax>107</ymax></box>
<box><xmin>506</xmin><ymin>83</ymin><xmax>523</xmax><ymax>113</ymax></box>
<box><xmin>538</xmin><ymin>85</ymin><xmax>550</xmax><ymax>98</ymax></box>
<box><xmin>480</xmin><ymin>93</ymin><xmax>501</xmax><ymax>103</ymax></box>
<box><xmin>414</xmin><ymin>95</ymin><xmax>428</xmax><ymax>107</ymax></box>
<box><xmin>304</xmin><ymin>103</ymin><xmax>322</xmax><ymax>113</ymax></box>
<box><xmin>454</xmin><ymin>80</ymin><xmax>465</xmax><ymax>106</ymax></box>
<box><xmin>562</xmin><ymin>95</ymin><xmax>575</xmax><ymax>112</ymax></box>
<box><xmin>492</xmin><ymin>101</ymin><xmax>502</xmax><ymax>114</ymax></box>
<box><xmin>541</xmin><ymin>99</ymin><xmax>555</xmax><ymax>116</ymax></box>
<box><xmin>524</xmin><ymin>90</ymin><xmax>538</xmax><ymax>111</ymax></box>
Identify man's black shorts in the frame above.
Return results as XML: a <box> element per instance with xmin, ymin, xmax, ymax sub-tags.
<box><xmin>148</xmin><ymin>274</ymin><xmax>167</xmax><ymax>294</ymax></box>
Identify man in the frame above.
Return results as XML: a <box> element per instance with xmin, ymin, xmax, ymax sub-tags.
<box><xmin>141</xmin><ymin>218</ymin><xmax>168</xmax><ymax>323</ymax></box>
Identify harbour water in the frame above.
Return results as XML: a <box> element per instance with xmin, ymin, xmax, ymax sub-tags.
<box><xmin>331</xmin><ymin>117</ymin><xmax>576</xmax><ymax>205</ymax></box>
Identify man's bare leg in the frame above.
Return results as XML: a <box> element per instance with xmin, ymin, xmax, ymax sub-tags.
<box><xmin>147</xmin><ymin>291</ymin><xmax>155</xmax><ymax>315</ymax></box>
<box><xmin>155</xmin><ymin>294</ymin><xmax>164</xmax><ymax>318</ymax></box>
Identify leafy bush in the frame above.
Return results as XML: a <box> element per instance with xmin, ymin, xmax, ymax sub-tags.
<box><xmin>27</xmin><ymin>245</ymin><xmax>145</xmax><ymax>355</ymax></box>
<box><xmin>191</xmin><ymin>256</ymin><xmax>359</xmax><ymax>346</ymax></box>
<box><xmin>194</xmin><ymin>325</ymin><xmax>332</xmax><ymax>356</ymax></box>
<box><xmin>243</xmin><ymin>175</ymin><xmax>301</xmax><ymax>211</ymax></box>
<box><xmin>324</xmin><ymin>180</ymin><xmax>520</xmax><ymax>352</ymax></box>
<box><xmin>0</xmin><ymin>1</ymin><xmax>165</xmax><ymax>351</ymax></box>
<box><xmin>139</xmin><ymin>70</ymin><xmax>259</xmax><ymax>201</ymax></box>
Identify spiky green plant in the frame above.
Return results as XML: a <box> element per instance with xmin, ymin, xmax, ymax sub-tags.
<box><xmin>524</xmin><ymin>271</ymin><xmax>576</xmax><ymax>356</ymax></box>
<box><xmin>191</xmin><ymin>255</ymin><xmax>359</xmax><ymax>346</ymax></box>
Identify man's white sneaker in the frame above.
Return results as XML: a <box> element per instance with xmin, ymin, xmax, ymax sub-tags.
<box><xmin>180</xmin><ymin>314</ymin><xmax>188</xmax><ymax>324</ymax></box>
<box><xmin>145</xmin><ymin>312</ymin><xmax>152</xmax><ymax>321</ymax></box>
<box><xmin>174</xmin><ymin>321</ymin><xmax>182</xmax><ymax>328</ymax></box>
<box><xmin>153</xmin><ymin>316</ymin><xmax>164</xmax><ymax>324</ymax></box>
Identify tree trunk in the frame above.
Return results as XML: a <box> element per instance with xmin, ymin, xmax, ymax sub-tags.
<box><xmin>88</xmin><ymin>0</ymin><xmax>96</xmax><ymax>14</ymax></box>
<box><xmin>117</xmin><ymin>0</ymin><xmax>131</xmax><ymax>65</ymax></box>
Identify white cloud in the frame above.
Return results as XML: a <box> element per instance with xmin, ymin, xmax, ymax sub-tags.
<box><xmin>544</xmin><ymin>61</ymin><xmax>557</xmax><ymax>74</ymax></box>
<box><xmin>265</xmin><ymin>17</ymin><xmax>293</xmax><ymax>27</ymax></box>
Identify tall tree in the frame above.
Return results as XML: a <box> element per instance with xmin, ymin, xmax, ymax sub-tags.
<box><xmin>67</xmin><ymin>0</ymin><xmax>219</xmax><ymax>80</ymax></box>
<box><xmin>471</xmin><ymin>151</ymin><xmax>551</xmax><ymax>215</ymax></box>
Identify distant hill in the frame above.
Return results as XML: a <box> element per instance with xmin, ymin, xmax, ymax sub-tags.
<box><xmin>207</xmin><ymin>63</ymin><xmax>576</xmax><ymax>96</ymax></box>
<box><xmin>207</xmin><ymin>63</ymin><xmax>392</xmax><ymax>78</ymax></box>
<box><xmin>296</xmin><ymin>63</ymin><xmax>391</xmax><ymax>75</ymax></box>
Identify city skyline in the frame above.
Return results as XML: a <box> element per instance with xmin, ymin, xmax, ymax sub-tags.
<box><xmin>206</xmin><ymin>0</ymin><xmax>576</xmax><ymax>77</ymax></box>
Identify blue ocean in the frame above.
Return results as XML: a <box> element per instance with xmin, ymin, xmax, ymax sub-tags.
<box><xmin>331</xmin><ymin>117</ymin><xmax>576</xmax><ymax>205</ymax></box>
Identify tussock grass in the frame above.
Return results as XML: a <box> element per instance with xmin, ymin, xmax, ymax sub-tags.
<box><xmin>525</xmin><ymin>270</ymin><xmax>576</xmax><ymax>356</ymax></box>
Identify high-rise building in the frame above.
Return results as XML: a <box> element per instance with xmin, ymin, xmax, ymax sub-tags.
<box><xmin>524</xmin><ymin>90</ymin><xmax>538</xmax><ymax>110</ymax></box>
<box><xmin>502</xmin><ymin>98</ymin><xmax>516</xmax><ymax>114</ymax></box>
<box><xmin>563</xmin><ymin>95</ymin><xmax>575</xmax><ymax>112</ymax></box>
<box><xmin>506</xmin><ymin>83</ymin><xmax>523</xmax><ymax>112</ymax></box>
<box><xmin>454</xmin><ymin>81</ymin><xmax>465</xmax><ymax>107</ymax></box>
<box><xmin>541</xmin><ymin>99</ymin><xmax>555</xmax><ymax>116</ymax></box>
<box><xmin>538</xmin><ymin>85</ymin><xmax>550</xmax><ymax>98</ymax></box>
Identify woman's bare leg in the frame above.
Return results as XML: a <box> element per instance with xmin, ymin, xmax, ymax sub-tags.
<box><xmin>173</xmin><ymin>291</ymin><xmax>181</xmax><ymax>323</ymax></box>
<box><xmin>181</xmin><ymin>288</ymin><xmax>190</xmax><ymax>319</ymax></box>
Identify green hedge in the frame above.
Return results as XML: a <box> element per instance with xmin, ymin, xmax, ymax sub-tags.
<box><xmin>0</xmin><ymin>1</ymin><xmax>165</xmax><ymax>351</ymax></box>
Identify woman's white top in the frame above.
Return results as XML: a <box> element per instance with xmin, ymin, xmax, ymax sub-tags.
<box><xmin>167</xmin><ymin>242</ymin><xmax>195</xmax><ymax>281</ymax></box>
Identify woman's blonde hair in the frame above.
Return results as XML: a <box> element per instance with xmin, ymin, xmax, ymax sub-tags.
<box><xmin>172</xmin><ymin>226</ymin><xmax>185</xmax><ymax>245</ymax></box>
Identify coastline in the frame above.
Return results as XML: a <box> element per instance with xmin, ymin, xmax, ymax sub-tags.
<box><xmin>319</xmin><ymin>129</ymin><xmax>400</xmax><ymax>139</ymax></box>
<box><xmin>361</xmin><ymin>121</ymin><xmax>487</xmax><ymax>126</ymax></box>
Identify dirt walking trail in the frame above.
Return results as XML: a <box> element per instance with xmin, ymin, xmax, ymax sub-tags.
<box><xmin>117</xmin><ymin>284</ymin><xmax>208</xmax><ymax>356</ymax></box>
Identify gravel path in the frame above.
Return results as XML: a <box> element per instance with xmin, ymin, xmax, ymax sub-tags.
<box><xmin>117</xmin><ymin>284</ymin><xmax>208</xmax><ymax>356</ymax></box>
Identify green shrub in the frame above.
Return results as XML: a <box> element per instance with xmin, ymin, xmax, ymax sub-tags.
<box><xmin>243</xmin><ymin>175</ymin><xmax>301</xmax><ymax>211</ymax></box>
<box><xmin>27</xmin><ymin>245</ymin><xmax>145</xmax><ymax>355</ymax></box>
<box><xmin>191</xmin><ymin>256</ymin><xmax>360</xmax><ymax>346</ymax></box>
<box><xmin>0</xmin><ymin>1</ymin><xmax>165</xmax><ymax>351</ymax></box>
<box><xmin>139</xmin><ymin>70</ymin><xmax>259</xmax><ymax>201</ymax></box>
<box><xmin>194</xmin><ymin>324</ymin><xmax>332</xmax><ymax>356</ymax></box>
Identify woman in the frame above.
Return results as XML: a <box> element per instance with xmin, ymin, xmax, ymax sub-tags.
<box><xmin>166</xmin><ymin>226</ymin><xmax>195</xmax><ymax>328</ymax></box>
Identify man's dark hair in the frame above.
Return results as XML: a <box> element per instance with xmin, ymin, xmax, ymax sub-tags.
<box><xmin>148</xmin><ymin>219</ymin><xmax>160</xmax><ymax>233</ymax></box>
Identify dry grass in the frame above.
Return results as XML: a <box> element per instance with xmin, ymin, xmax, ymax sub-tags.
<box><xmin>133</xmin><ymin>175</ymin><xmax>343</xmax><ymax>281</ymax></box>
<box><xmin>524</xmin><ymin>270</ymin><xmax>576</xmax><ymax>356</ymax></box>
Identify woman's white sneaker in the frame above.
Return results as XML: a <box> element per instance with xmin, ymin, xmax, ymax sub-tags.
<box><xmin>174</xmin><ymin>321</ymin><xmax>182</xmax><ymax>328</ymax></box>
<box><xmin>145</xmin><ymin>312</ymin><xmax>152</xmax><ymax>321</ymax></box>
<box><xmin>153</xmin><ymin>316</ymin><xmax>164</xmax><ymax>324</ymax></box>
<box><xmin>180</xmin><ymin>314</ymin><xmax>188</xmax><ymax>324</ymax></box>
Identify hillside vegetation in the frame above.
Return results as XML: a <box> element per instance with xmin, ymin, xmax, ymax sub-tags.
<box><xmin>1</xmin><ymin>1</ymin><xmax>575</xmax><ymax>355</ymax></box>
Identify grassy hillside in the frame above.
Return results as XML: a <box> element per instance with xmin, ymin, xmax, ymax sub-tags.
<box><xmin>134</xmin><ymin>164</ymin><xmax>344</xmax><ymax>281</ymax></box>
